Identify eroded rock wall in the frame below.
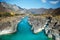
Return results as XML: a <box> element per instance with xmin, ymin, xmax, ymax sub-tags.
<box><xmin>0</xmin><ymin>16</ymin><xmax>24</xmax><ymax>35</ymax></box>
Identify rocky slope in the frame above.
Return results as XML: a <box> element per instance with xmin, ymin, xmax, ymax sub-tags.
<box><xmin>28</xmin><ymin>15</ymin><xmax>47</xmax><ymax>33</ymax></box>
<box><xmin>0</xmin><ymin>2</ymin><xmax>31</xmax><ymax>15</ymax></box>
<box><xmin>0</xmin><ymin>2</ymin><xmax>60</xmax><ymax>40</ymax></box>
<box><xmin>29</xmin><ymin>14</ymin><xmax>60</xmax><ymax>40</ymax></box>
<box><xmin>0</xmin><ymin>14</ymin><xmax>60</xmax><ymax>40</ymax></box>
<box><xmin>51</xmin><ymin>8</ymin><xmax>60</xmax><ymax>16</ymax></box>
<box><xmin>0</xmin><ymin>15</ymin><xmax>25</xmax><ymax>35</ymax></box>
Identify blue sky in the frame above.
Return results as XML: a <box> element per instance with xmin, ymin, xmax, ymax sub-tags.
<box><xmin>0</xmin><ymin>0</ymin><xmax>60</xmax><ymax>9</ymax></box>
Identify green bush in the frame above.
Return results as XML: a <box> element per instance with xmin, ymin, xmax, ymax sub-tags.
<box><xmin>4</xmin><ymin>12</ymin><xmax>11</xmax><ymax>17</ymax></box>
<box><xmin>0</xmin><ymin>12</ymin><xmax>12</xmax><ymax>17</ymax></box>
<box><xmin>48</xmin><ymin>38</ymin><xmax>53</xmax><ymax>40</ymax></box>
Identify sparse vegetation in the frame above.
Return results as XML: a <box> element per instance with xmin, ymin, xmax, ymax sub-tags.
<box><xmin>4</xmin><ymin>12</ymin><xmax>11</xmax><ymax>16</ymax></box>
<box><xmin>0</xmin><ymin>12</ymin><xmax>12</xmax><ymax>17</ymax></box>
<box><xmin>48</xmin><ymin>38</ymin><xmax>53</xmax><ymax>40</ymax></box>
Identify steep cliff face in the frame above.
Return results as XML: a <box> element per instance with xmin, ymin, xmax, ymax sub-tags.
<box><xmin>44</xmin><ymin>17</ymin><xmax>60</xmax><ymax>40</ymax></box>
<box><xmin>28</xmin><ymin>15</ymin><xmax>60</xmax><ymax>40</ymax></box>
<box><xmin>29</xmin><ymin>16</ymin><xmax>47</xmax><ymax>33</ymax></box>
<box><xmin>0</xmin><ymin>14</ymin><xmax>60</xmax><ymax>40</ymax></box>
<box><xmin>0</xmin><ymin>16</ymin><xmax>24</xmax><ymax>35</ymax></box>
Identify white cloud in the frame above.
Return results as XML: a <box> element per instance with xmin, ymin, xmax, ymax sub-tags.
<box><xmin>41</xmin><ymin>0</ymin><xmax>46</xmax><ymax>3</ymax></box>
<box><xmin>49</xmin><ymin>1</ymin><xmax>59</xmax><ymax>4</ymax></box>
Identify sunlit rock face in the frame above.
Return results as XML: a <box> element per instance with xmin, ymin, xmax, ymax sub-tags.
<box><xmin>0</xmin><ymin>14</ymin><xmax>60</xmax><ymax>40</ymax></box>
<box><xmin>28</xmin><ymin>16</ymin><xmax>47</xmax><ymax>33</ymax></box>
<box><xmin>28</xmin><ymin>15</ymin><xmax>60</xmax><ymax>40</ymax></box>
<box><xmin>44</xmin><ymin>17</ymin><xmax>60</xmax><ymax>40</ymax></box>
<box><xmin>0</xmin><ymin>16</ymin><xmax>23</xmax><ymax>35</ymax></box>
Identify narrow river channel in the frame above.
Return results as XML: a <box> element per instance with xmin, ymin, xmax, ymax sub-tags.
<box><xmin>0</xmin><ymin>16</ymin><xmax>49</xmax><ymax>40</ymax></box>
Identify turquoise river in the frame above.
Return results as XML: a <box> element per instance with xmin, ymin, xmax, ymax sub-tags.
<box><xmin>0</xmin><ymin>16</ymin><xmax>49</xmax><ymax>40</ymax></box>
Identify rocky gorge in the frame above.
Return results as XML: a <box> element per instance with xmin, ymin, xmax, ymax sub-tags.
<box><xmin>0</xmin><ymin>14</ymin><xmax>60</xmax><ymax>40</ymax></box>
<box><xmin>0</xmin><ymin>1</ymin><xmax>60</xmax><ymax>40</ymax></box>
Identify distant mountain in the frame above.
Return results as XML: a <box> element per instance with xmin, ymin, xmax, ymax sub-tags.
<box><xmin>28</xmin><ymin>8</ymin><xmax>54</xmax><ymax>14</ymax></box>
<box><xmin>0</xmin><ymin>2</ymin><xmax>31</xmax><ymax>14</ymax></box>
<box><xmin>0</xmin><ymin>2</ymin><xmax>23</xmax><ymax>14</ymax></box>
<box><xmin>29</xmin><ymin>8</ymin><xmax>46</xmax><ymax>14</ymax></box>
<box><xmin>51</xmin><ymin>8</ymin><xmax>60</xmax><ymax>16</ymax></box>
<box><xmin>0</xmin><ymin>2</ymin><xmax>60</xmax><ymax>15</ymax></box>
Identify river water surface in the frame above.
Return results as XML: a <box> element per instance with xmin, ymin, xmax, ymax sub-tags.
<box><xmin>0</xmin><ymin>16</ymin><xmax>49</xmax><ymax>40</ymax></box>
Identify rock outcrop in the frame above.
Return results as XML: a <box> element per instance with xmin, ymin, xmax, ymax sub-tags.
<box><xmin>0</xmin><ymin>16</ymin><xmax>24</xmax><ymax>35</ymax></box>
<box><xmin>28</xmin><ymin>16</ymin><xmax>47</xmax><ymax>33</ymax></box>
<box><xmin>28</xmin><ymin>15</ymin><xmax>60</xmax><ymax>40</ymax></box>
<box><xmin>0</xmin><ymin>14</ymin><xmax>60</xmax><ymax>40</ymax></box>
<box><xmin>44</xmin><ymin>17</ymin><xmax>60</xmax><ymax>40</ymax></box>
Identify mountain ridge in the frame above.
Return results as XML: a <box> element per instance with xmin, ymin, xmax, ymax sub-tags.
<box><xmin>0</xmin><ymin>2</ymin><xmax>60</xmax><ymax>16</ymax></box>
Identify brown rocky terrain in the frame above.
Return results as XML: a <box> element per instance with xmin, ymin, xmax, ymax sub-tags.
<box><xmin>0</xmin><ymin>2</ymin><xmax>60</xmax><ymax>40</ymax></box>
<box><xmin>0</xmin><ymin>15</ymin><xmax>25</xmax><ymax>35</ymax></box>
